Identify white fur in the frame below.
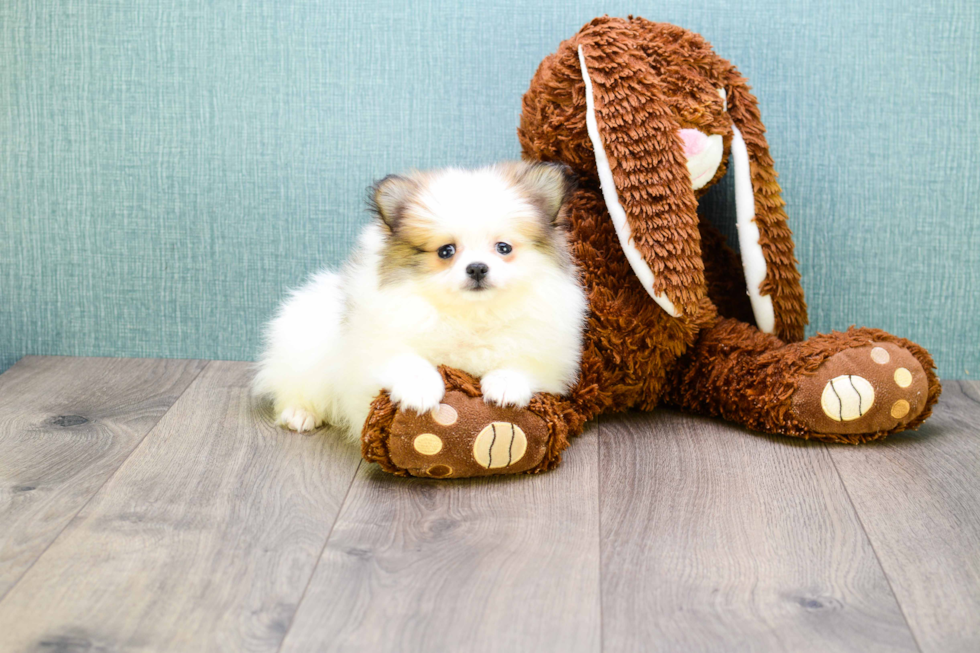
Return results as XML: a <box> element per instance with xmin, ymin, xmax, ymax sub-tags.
<box><xmin>252</xmin><ymin>167</ymin><xmax>588</xmax><ymax>442</ymax></box>
<box><xmin>480</xmin><ymin>368</ymin><xmax>534</xmax><ymax>407</ymax></box>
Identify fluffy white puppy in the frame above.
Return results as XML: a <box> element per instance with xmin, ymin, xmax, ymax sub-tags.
<box><xmin>253</xmin><ymin>162</ymin><xmax>587</xmax><ymax>442</ymax></box>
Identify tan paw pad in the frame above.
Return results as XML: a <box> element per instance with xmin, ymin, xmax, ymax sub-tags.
<box><xmin>821</xmin><ymin>375</ymin><xmax>875</xmax><ymax>421</ymax></box>
<box><xmin>891</xmin><ymin>399</ymin><xmax>910</xmax><ymax>419</ymax></box>
<box><xmin>431</xmin><ymin>403</ymin><xmax>458</xmax><ymax>426</ymax></box>
<box><xmin>894</xmin><ymin>367</ymin><xmax>912</xmax><ymax>388</ymax></box>
<box><xmin>426</xmin><ymin>464</ymin><xmax>453</xmax><ymax>478</ymax></box>
<box><xmin>413</xmin><ymin>433</ymin><xmax>443</xmax><ymax>455</ymax></box>
<box><xmin>870</xmin><ymin>347</ymin><xmax>891</xmax><ymax>364</ymax></box>
<box><xmin>473</xmin><ymin>422</ymin><xmax>527</xmax><ymax>469</ymax></box>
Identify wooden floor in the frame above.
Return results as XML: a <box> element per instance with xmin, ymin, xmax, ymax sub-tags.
<box><xmin>0</xmin><ymin>357</ymin><xmax>977</xmax><ymax>653</ymax></box>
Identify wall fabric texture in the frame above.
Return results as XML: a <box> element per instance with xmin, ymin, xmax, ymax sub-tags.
<box><xmin>1</xmin><ymin>0</ymin><xmax>977</xmax><ymax>376</ymax></box>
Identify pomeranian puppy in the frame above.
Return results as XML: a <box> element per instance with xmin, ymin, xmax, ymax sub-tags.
<box><xmin>252</xmin><ymin>161</ymin><xmax>587</xmax><ymax>441</ymax></box>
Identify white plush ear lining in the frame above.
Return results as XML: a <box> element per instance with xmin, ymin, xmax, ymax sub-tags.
<box><xmin>578</xmin><ymin>45</ymin><xmax>680</xmax><ymax>318</ymax></box>
<box><xmin>730</xmin><ymin>123</ymin><xmax>776</xmax><ymax>334</ymax></box>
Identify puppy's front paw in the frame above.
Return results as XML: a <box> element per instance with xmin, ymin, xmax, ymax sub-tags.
<box><xmin>278</xmin><ymin>406</ymin><xmax>321</xmax><ymax>432</ymax></box>
<box><xmin>384</xmin><ymin>356</ymin><xmax>445</xmax><ymax>414</ymax></box>
<box><xmin>481</xmin><ymin>369</ymin><xmax>533</xmax><ymax>408</ymax></box>
<box><xmin>390</xmin><ymin>373</ymin><xmax>445</xmax><ymax>414</ymax></box>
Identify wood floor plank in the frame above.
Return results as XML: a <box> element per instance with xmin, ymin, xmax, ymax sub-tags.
<box><xmin>279</xmin><ymin>423</ymin><xmax>602</xmax><ymax>653</ymax></box>
<box><xmin>829</xmin><ymin>380</ymin><xmax>980</xmax><ymax>653</ymax></box>
<box><xmin>0</xmin><ymin>361</ymin><xmax>362</xmax><ymax>653</ymax></box>
<box><xmin>0</xmin><ymin>355</ymin><xmax>206</xmax><ymax>598</ymax></box>
<box><xmin>599</xmin><ymin>410</ymin><xmax>918</xmax><ymax>653</ymax></box>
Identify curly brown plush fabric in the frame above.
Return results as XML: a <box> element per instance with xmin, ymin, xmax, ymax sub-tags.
<box><xmin>661</xmin><ymin>320</ymin><xmax>940</xmax><ymax>443</ymax></box>
<box><xmin>698</xmin><ymin>219</ymin><xmax>755</xmax><ymax>325</ymax></box>
<box><xmin>362</xmin><ymin>16</ymin><xmax>941</xmax><ymax>477</ymax></box>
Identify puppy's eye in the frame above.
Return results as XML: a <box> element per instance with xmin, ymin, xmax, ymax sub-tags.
<box><xmin>495</xmin><ymin>242</ymin><xmax>513</xmax><ymax>255</ymax></box>
<box><xmin>437</xmin><ymin>244</ymin><xmax>456</xmax><ymax>259</ymax></box>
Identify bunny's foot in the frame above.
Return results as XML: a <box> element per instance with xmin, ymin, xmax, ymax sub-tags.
<box><xmin>791</xmin><ymin>342</ymin><xmax>933</xmax><ymax>439</ymax></box>
<box><xmin>362</xmin><ymin>368</ymin><xmax>575</xmax><ymax>478</ymax></box>
<box><xmin>664</xmin><ymin>319</ymin><xmax>941</xmax><ymax>444</ymax></box>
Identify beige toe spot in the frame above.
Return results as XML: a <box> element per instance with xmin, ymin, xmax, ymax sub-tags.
<box><xmin>473</xmin><ymin>422</ymin><xmax>527</xmax><ymax>469</ymax></box>
<box><xmin>894</xmin><ymin>367</ymin><xmax>912</xmax><ymax>388</ymax></box>
<box><xmin>871</xmin><ymin>346</ymin><xmax>891</xmax><ymax>364</ymax></box>
<box><xmin>891</xmin><ymin>399</ymin><xmax>911</xmax><ymax>419</ymax></box>
<box><xmin>427</xmin><ymin>464</ymin><xmax>452</xmax><ymax>477</ymax></box>
<box><xmin>431</xmin><ymin>403</ymin><xmax>458</xmax><ymax>426</ymax></box>
<box><xmin>413</xmin><ymin>433</ymin><xmax>443</xmax><ymax>455</ymax></box>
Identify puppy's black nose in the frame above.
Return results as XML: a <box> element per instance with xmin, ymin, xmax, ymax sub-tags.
<box><xmin>465</xmin><ymin>262</ymin><xmax>489</xmax><ymax>282</ymax></box>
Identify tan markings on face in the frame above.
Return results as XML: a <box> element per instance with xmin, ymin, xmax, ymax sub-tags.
<box><xmin>510</xmin><ymin>213</ymin><xmax>546</xmax><ymax>251</ymax></box>
<box><xmin>402</xmin><ymin>220</ymin><xmax>455</xmax><ymax>271</ymax></box>
<box><xmin>510</xmin><ymin>211</ymin><xmax>573</xmax><ymax>270</ymax></box>
<box><xmin>379</xmin><ymin>202</ymin><xmax>455</xmax><ymax>284</ymax></box>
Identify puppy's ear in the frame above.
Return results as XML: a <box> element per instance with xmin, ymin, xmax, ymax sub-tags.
<box><xmin>502</xmin><ymin>161</ymin><xmax>576</xmax><ymax>226</ymax></box>
<box><xmin>370</xmin><ymin>174</ymin><xmax>418</xmax><ymax>231</ymax></box>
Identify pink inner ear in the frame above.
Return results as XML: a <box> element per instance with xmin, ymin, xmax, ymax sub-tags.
<box><xmin>680</xmin><ymin>128</ymin><xmax>708</xmax><ymax>157</ymax></box>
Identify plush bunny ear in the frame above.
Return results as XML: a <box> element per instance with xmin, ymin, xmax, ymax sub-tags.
<box><xmin>577</xmin><ymin>36</ymin><xmax>706</xmax><ymax>319</ymax></box>
<box><xmin>725</xmin><ymin>82</ymin><xmax>807</xmax><ymax>342</ymax></box>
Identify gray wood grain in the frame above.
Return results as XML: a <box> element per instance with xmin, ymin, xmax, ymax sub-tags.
<box><xmin>0</xmin><ymin>360</ymin><xmax>362</xmax><ymax>653</ymax></box>
<box><xmin>278</xmin><ymin>423</ymin><xmax>602</xmax><ymax>653</ymax></box>
<box><xmin>599</xmin><ymin>410</ymin><xmax>918</xmax><ymax>653</ymax></box>
<box><xmin>3</xmin><ymin>355</ymin><xmax>974</xmax><ymax>653</ymax></box>
<box><xmin>0</xmin><ymin>355</ymin><xmax>206</xmax><ymax>599</ymax></box>
<box><xmin>829</xmin><ymin>380</ymin><xmax>980</xmax><ymax>653</ymax></box>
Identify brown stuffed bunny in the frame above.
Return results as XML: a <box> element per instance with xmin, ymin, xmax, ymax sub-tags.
<box><xmin>362</xmin><ymin>17</ymin><xmax>941</xmax><ymax>478</ymax></box>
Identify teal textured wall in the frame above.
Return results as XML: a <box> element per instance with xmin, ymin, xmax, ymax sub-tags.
<box><xmin>2</xmin><ymin>1</ymin><xmax>978</xmax><ymax>376</ymax></box>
